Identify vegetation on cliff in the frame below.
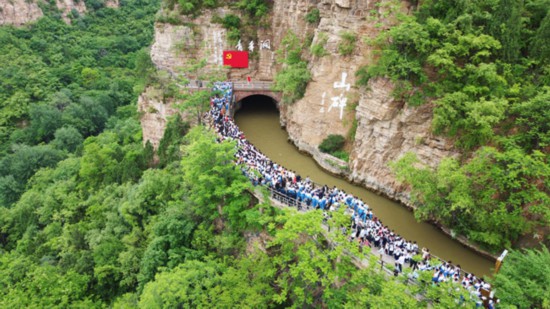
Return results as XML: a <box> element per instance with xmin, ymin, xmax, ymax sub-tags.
<box><xmin>357</xmin><ymin>0</ymin><xmax>550</xmax><ymax>251</ymax></box>
<box><xmin>273</xmin><ymin>31</ymin><xmax>312</xmax><ymax>104</ymax></box>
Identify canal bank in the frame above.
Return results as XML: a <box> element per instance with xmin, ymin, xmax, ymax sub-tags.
<box><xmin>234</xmin><ymin>95</ymin><xmax>494</xmax><ymax>277</ymax></box>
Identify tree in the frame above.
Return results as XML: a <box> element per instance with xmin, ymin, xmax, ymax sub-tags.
<box><xmin>176</xmin><ymin>89</ymin><xmax>212</xmax><ymax>125</ymax></box>
<box><xmin>63</xmin><ymin>96</ymin><xmax>108</xmax><ymax>137</ymax></box>
<box><xmin>512</xmin><ymin>87</ymin><xmax>550</xmax><ymax>151</ymax></box>
<box><xmin>157</xmin><ymin>115</ymin><xmax>190</xmax><ymax>167</ymax></box>
<box><xmin>492</xmin><ymin>247</ymin><xmax>550</xmax><ymax>308</ymax></box>
<box><xmin>52</xmin><ymin>126</ymin><xmax>84</xmax><ymax>152</ymax></box>
<box><xmin>530</xmin><ymin>12</ymin><xmax>550</xmax><ymax>63</ymax></box>
<box><xmin>27</xmin><ymin>104</ymin><xmax>63</xmax><ymax>143</ymax></box>
<box><xmin>267</xmin><ymin>208</ymin><xmax>365</xmax><ymax>306</ymax></box>
<box><xmin>180</xmin><ymin>127</ymin><xmax>251</xmax><ymax>230</ymax></box>
<box><xmin>174</xmin><ymin>59</ymin><xmax>227</xmax><ymax>125</ymax></box>
<box><xmin>488</xmin><ymin>0</ymin><xmax>523</xmax><ymax>62</ymax></box>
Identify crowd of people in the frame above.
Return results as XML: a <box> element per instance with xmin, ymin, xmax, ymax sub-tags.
<box><xmin>205</xmin><ymin>82</ymin><xmax>495</xmax><ymax>308</ymax></box>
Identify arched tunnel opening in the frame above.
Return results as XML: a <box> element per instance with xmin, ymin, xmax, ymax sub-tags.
<box><xmin>234</xmin><ymin>95</ymin><xmax>279</xmax><ymax>117</ymax></box>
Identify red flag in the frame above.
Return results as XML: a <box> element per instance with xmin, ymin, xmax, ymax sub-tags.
<box><xmin>223</xmin><ymin>51</ymin><xmax>248</xmax><ymax>68</ymax></box>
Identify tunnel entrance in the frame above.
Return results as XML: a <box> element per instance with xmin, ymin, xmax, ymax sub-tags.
<box><xmin>233</xmin><ymin>94</ymin><xmax>279</xmax><ymax>116</ymax></box>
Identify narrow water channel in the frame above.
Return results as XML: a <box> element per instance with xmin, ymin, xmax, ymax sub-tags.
<box><xmin>234</xmin><ymin>95</ymin><xmax>494</xmax><ymax>277</ymax></box>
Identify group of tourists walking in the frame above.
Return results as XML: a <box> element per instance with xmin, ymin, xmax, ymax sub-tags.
<box><xmin>205</xmin><ymin>82</ymin><xmax>495</xmax><ymax>307</ymax></box>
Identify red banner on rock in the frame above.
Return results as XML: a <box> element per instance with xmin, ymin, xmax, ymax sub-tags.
<box><xmin>223</xmin><ymin>51</ymin><xmax>248</xmax><ymax>68</ymax></box>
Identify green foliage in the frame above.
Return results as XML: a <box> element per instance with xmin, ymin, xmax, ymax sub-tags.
<box><xmin>511</xmin><ymin>87</ymin><xmax>550</xmax><ymax>151</ymax></box>
<box><xmin>139</xmin><ymin>259</ymin><xmax>225</xmax><ymax>307</ymax></box>
<box><xmin>52</xmin><ymin>126</ymin><xmax>84</xmax><ymax>153</ymax></box>
<box><xmin>221</xmin><ymin>14</ymin><xmax>241</xmax><ymax>30</ymax></box>
<box><xmin>487</xmin><ymin>0</ymin><xmax>522</xmax><ymax>63</ymax></box>
<box><xmin>491</xmin><ymin>247</ymin><xmax>550</xmax><ymax>308</ymax></box>
<box><xmin>391</xmin><ymin>149</ymin><xmax>550</xmax><ymax>250</ymax></box>
<box><xmin>305</xmin><ymin>8</ymin><xmax>321</xmax><ymax>24</ymax></box>
<box><xmin>273</xmin><ymin>62</ymin><xmax>311</xmax><ymax>104</ymax></box>
<box><xmin>176</xmin><ymin>0</ymin><xmax>199</xmax><ymax>15</ymax></box>
<box><xmin>180</xmin><ymin>127</ymin><xmax>252</xmax><ymax>230</ymax></box>
<box><xmin>370</xmin><ymin>0</ymin><xmax>550</xmax><ymax>247</ymax></box>
<box><xmin>156</xmin><ymin>115</ymin><xmax>189</xmax><ymax>168</ymax></box>
<box><xmin>0</xmin><ymin>0</ymin><xmax>158</xmax><ymax>153</ymax></box>
<box><xmin>310</xmin><ymin>32</ymin><xmax>328</xmax><ymax>57</ymax></box>
<box><xmin>234</xmin><ymin>0</ymin><xmax>269</xmax><ymax>18</ymax></box>
<box><xmin>338</xmin><ymin>31</ymin><xmax>357</xmax><ymax>56</ymax></box>
<box><xmin>358</xmin><ymin>1</ymin><xmax>548</xmax><ymax>148</ymax></box>
<box><xmin>530</xmin><ymin>12</ymin><xmax>550</xmax><ymax>63</ymax></box>
<box><xmin>433</xmin><ymin>91</ymin><xmax>508</xmax><ymax>149</ymax></box>
<box><xmin>0</xmin><ymin>144</ymin><xmax>66</xmax><ymax>207</ymax></box>
<box><xmin>319</xmin><ymin>134</ymin><xmax>346</xmax><ymax>153</ymax></box>
<box><xmin>332</xmin><ymin>150</ymin><xmax>349</xmax><ymax>162</ymax></box>
<box><xmin>274</xmin><ymin>32</ymin><xmax>312</xmax><ymax>104</ymax></box>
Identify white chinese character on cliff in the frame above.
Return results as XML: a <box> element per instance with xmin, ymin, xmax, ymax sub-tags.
<box><xmin>333</xmin><ymin>72</ymin><xmax>351</xmax><ymax>91</ymax></box>
<box><xmin>319</xmin><ymin>91</ymin><xmax>327</xmax><ymax>113</ymax></box>
<box><xmin>236</xmin><ymin>40</ymin><xmax>243</xmax><ymax>51</ymax></box>
<box><xmin>248</xmin><ymin>40</ymin><xmax>255</xmax><ymax>53</ymax></box>
<box><xmin>328</xmin><ymin>93</ymin><xmax>348</xmax><ymax>120</ymax></box>
<box><xmin>260</xmin><ymin>39</ymin><xmax>271</xmax><ymax>50</ymax></box>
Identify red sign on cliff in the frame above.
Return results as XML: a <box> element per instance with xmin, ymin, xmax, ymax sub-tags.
<box><xmin>223</xmin><ymin>51</ymin><xmax>248</xmax><ymax>68</ymax></box>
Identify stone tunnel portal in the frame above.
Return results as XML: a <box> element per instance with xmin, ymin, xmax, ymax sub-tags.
<box><xmin>233</xmin><ymin>94</ymin><xmax>279</xmax><ymax>117</ymax></box>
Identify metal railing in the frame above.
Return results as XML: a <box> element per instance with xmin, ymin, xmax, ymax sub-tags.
<box><xmin>262</xmin><ymin>186</ymin><xmax>465</xmax><ymax>275</ymax></box>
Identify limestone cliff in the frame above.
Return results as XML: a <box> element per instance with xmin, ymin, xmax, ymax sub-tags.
<box><xmin>0</xmin><ymin>0</ymin><xmax>119</xmax><ymax>26</ymax></box>
<box><xmin>0</xmin><ymin>0</ymin><xmax>43</xmax><ymax>26</ymax></box>
<box><xmin>349</xmin><ymin>78</ymin><xmax>458</xmax><ymax>205</ymax></box>
<box><xmin>139</xmin><ymin>0</ymin><xmax>458</xmax><ymax>207</ymax></box>
<box><xmin>138</xmin><ymin>87</ymin><xmax>180</xmax><ymax>149</ymax></box>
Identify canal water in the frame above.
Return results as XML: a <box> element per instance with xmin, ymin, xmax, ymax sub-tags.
<box><xmin>234</xmin><ymin>95</ymin><xmax>493</xmax><ymax>277</ymax></box>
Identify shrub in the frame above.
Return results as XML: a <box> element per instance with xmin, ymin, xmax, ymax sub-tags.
<box><xmin>332</xmin><ymin>150</ymin><xmax>349</xmax><ymax>162</ymax></box>
<box><xmin>273</xmin><ymin>32</ymin><xmax>312</xmax><ymax>104</ymax></box>
<box><xmin>305</xmin><ymin>8</ymin><xmax>320</xmax><ymax>24</ymax></box>
<box><xmin>319</xmin><ymin>134</ymin><xmax>345</xmax><ymax>153</ymax></box>
<box><xmin>338</xmin><ymin>31</ymin><xmax>357</xmax><ymax>56</ymax></box>
<box><xmin>310</xmin><ymin>32</ymin><xmax>328</xmax><ymax>57</ymax></box>
<box><xmin>221</xmin><ymin>14</ymin><xmax>241</xmax><ymax>30</ymax></box>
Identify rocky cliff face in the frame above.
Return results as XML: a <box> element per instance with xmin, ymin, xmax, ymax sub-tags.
<box><xmin>0</xmin><ymin>0</ymin><xmax>119</xmax><ymax>26</ymax></box>
<box><xmin>349</xmin><ymin>78</ymin><xmax>458</xmax><ymax>205</ymax></box>
<box><xmin>0</xmin><ymin>0</ymin><xmax>43</xmax><ymax>26</ymax></box>
<box><xmin>138</xmin><ymin>87</ymin><xmax>180</xmax><ymax>149</ymax></box>
<box><xmin>140</xmin><ymin>0</ymin><xmax>457</xmax><ymax>206</ymax></box>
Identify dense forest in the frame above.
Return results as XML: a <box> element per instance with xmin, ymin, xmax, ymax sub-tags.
<box><xmin>0</xmin><ymin>0</ymin><xmax>549</xmax><ymax>307</ymax></box>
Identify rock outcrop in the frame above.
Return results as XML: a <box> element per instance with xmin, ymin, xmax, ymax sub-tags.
<box><xmin>138</xmin><ymin>87</ymin><xmax>180</xmax><ymax>149</ymax></box>
<box><xmin>349</xmin><ymin>78</ymin><xmax>458</xmax><ymax>205</ymax></box>
<box><xmin>0</xmin><ymin>0</ymin><xmax>43</xmax><ymax>26</ymax></box>
<box><xmin>0</xmin><ymin>0</ymin><xmax>119</xmax><ymax>26</ymax></box>
<box><xmin>55</xmin><ymin>0</ymin><xmax>86</xmax><ymax>23</ymax></box>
